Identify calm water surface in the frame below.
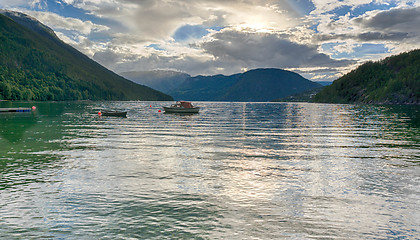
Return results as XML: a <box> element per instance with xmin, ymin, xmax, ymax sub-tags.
<box><xmin>0</xmin><ymin>101</ymin><xmax>419</xmax><ymax>239</ymax></box>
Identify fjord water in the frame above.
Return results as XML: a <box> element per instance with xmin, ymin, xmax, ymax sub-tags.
<box><xmin>0</xmin><ymin>101</ymin><xmax>419</xmax><ymax>239</ymax></box>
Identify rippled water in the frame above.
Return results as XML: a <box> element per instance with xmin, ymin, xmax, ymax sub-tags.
<box><xmin>0</xmin><ymin>101</ymin><xmax>419</xmax><ymax>239</ymax></box>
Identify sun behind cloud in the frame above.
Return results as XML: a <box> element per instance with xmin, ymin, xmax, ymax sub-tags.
<box><xmin>1</xmin><ymin>0</ymin><xmax>419</xmax><ymax>82</ymax></box>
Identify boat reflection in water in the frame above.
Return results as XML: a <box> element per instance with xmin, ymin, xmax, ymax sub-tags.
<box><xmin>163</xmin><ymin>101</ymin><xmax>200</xmax><ymax>114</ymax></box>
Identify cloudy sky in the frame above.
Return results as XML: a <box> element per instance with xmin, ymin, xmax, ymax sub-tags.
<box><xmin>1</xmin><ymin>0</ymin><xmax>419</xmax><ymax>81</ymax></box>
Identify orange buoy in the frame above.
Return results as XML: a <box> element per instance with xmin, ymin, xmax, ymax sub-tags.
<box><xmin>98</xmin><ymin>111</ymin><xmax>102</xmax><ymax>116</ymax></box>
<box><xmin>31</xmin><ymin>106</ymin><xmax>36</xmax><ymax>110</ymax></box>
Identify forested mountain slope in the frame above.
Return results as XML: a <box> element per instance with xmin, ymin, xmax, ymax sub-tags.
<box><xmin>0</xmin><ymin>11</ymin><xmax>172</xmax><ymax>101</ymax></box>
<box><xmin>170</xmin><ymin>68</ymin><xmax>322</xmax><ymax>101</ymax></box>
<box><xmin>313</xmin><ymin>49</ymin><xmax>419</xmax><ymax>104</ymax></box>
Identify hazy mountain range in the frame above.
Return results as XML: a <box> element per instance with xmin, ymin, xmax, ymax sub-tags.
<box><xmin>122</xmin><ymin>69</ymin><xmax>323</xmax><ymax>102</ymax></box>
<box><xmin>174</xmin><ymin>69</ymin><xmax>322</xmax><ymax>101</ymax></box>
<box><xmin>120</xmin><ymin>70</ymin><xmax>190</xmax><ymax>94</ymax></box>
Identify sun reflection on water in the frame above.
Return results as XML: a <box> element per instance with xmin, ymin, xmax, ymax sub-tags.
<box><xmin>0</xmin><ymin>101</ymin><xmax>418</xmax><ymax>239</ymax></box>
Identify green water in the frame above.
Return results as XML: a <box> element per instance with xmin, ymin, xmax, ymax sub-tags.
<box><xmin>0</xmin><ymin>101</ymin><xmax>419</xmax><ymax>239</ymax></box>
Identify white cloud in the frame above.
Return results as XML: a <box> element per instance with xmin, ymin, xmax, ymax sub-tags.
<box><xmin>2</xmin><ymin>0</ymin><xmax>419</xmax><ymax>81</ymax></box>
<box><xmin>305</xmin><ymin>1</ymin><xmax>420</xmax><ymax>68</ymax></box>
<box><xmin>314</xmin><ymin>6</ymin><xmax>420</xmax><ymax>54</ymax></box>
<box><xmin>0</xmin><ymin>0</ymin><xmax>37</xmax><ymax>8</ymax></box>
<box><xmin>52</xmin><ymin>0</ymin><xmax>329</xmax><ymax>76</ymax></box>
<box><xmin>59</xmin><ymin>0</ymin><xmax>302</xmax><ymax>40</ymax></box>
<box><xmin>89</xmin><ymin>26</ymin><xmax>355</xmax><ymax>79</ymax></box>
<box><xmin>59</xmin><ymin>1</ymin><xmax>420</xmax><ymax>80</ymax></box>
<box><xmin>26</xmin><ymin>11</ymin><xmax>109</xmax><ymax>35</ymax></box>
<box><xmin>201</xmin><ymin>28</ymin><xmax>354</xmax><ymax>68</ymax></box>
<box><xmin>311</xmin><ymin>0</ymin><xmax>374</xmax><ymax>15</ymax></box>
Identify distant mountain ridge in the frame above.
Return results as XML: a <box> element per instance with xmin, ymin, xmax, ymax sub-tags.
<box><xmin>0</xmin><ymin>10</ymin><xmax>172</xmax><ymax>101</ymax></box>
<box><xmin>313</xmin><ymin>49</ymin><xmax>420</xmax><ymax>104</ymax></box>
<box><xmin>168</xmin><ymin>73</ymin><xmax>241</xmax><ymax>101</ymax></box>
<box><xmin>168</xmin><ymin>68</ymin><xmax>322</xmax><ymax>101</ymax></box>
<box><xmin>120</xmin><ymin>70</ymin><xmax>190</xmax><ymax>93</ymax></box>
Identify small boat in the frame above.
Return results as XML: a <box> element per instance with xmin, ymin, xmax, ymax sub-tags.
<box><xmin>99</xmin><ymin>110</ymin><xmax>127</xmax><ymax>117</ymax></box>
<box><xmin>163</xmin><ymin>101</ymin><xmax>200</xmax><ymax>113</ymax></box>
<box><xmin>0</xmin><ymin>107</ymin><xmax>32</xmax><ymax>113</ymax></box>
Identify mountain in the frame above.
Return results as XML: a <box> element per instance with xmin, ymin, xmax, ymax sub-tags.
<box><xmin>317</xmin><ymin>81</ymin><xmax>333</xmax><ymax>86</ymax></box>
<box><xmin>0</xmin><ymin>10</ymin><xmax>172</xmax><ymax>101</ymax></box>
<box><xmin>169</xmin><ymin>68</ymin><xmax>322</xmax><ymax>102</ymax></box>
<box><xmin>169</xmin><ymin>73</ymin><xmax>241</xmax><ymax>101</ymax></box>
<box><xmin>272</xmin><ymin>87</ymin><xmax>324</xmax><ymax>102</ymax></box>
<box><xmin>313</xmin><ymin>49</ymin><xmax>420</xmax><ymax>104</ymax></box>
<box><xmin>120</xmin><ymin>70</ymin><xmax>190</xmax><ymax>93</ymax></box>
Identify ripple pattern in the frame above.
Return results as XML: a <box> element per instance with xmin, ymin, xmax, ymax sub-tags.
<box><xmin>0</xmin><ymin>102</ymin><xmax>419</xmax><ymax>239</ymax></box>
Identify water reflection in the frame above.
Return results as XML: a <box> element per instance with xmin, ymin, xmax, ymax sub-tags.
<box><xmin>0</xmin><ymin>112</ymin><xmax>37</xmax><ymax>143</ymax></box>
<box><xmin>0</xmin><ymin>101</ymin><xmax>419</xmax><ymax>239</ymax></box>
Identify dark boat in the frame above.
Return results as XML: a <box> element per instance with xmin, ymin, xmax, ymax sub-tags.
<box><xmin>163</xmin><ymin>101</ymin><xmax>200</xmax><ymax>113</ymax></box>
<box><xmin>99</xmin><ymin>110</ymin><xmax>127</xmax><ymax>117</ymax></box>
<box><xmin>0</xmin><ymin>107</ymin><xmax>32</xmax><ymax>113</ymax></box>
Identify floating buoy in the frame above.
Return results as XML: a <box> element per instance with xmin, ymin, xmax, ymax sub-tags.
<box><xmin>98</xmin><ymin>111</ymin><xmax>102</xmax><ymax>116</ymax></box>
<box><xmin>158</xmin><ymin>110</ymin><xmax>161</xmax><ymax>113</ymax></box>
<box><xmin>31</xmin><ymin>106</ymin><xmax>36</xmax><ymax>110</ymax></box>
<box><xmin>150</xmin><ymin>105</ymin><xmax>152</xmax><ymax>107</ymax></box>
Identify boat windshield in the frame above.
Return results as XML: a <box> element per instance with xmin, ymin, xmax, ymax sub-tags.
<box><xmin>172</xmin><ymin>101</ymin><xmax>194</xmax><ymax>108</ymax></box>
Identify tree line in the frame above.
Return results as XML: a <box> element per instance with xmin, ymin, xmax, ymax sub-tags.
<box><xmin>313</xmin><ymin>49</ymin><xmax>420</xmax><ymax>104</ymax></box>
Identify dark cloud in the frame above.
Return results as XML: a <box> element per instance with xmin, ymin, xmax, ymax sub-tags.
<box><xmin>356</xmin><ymin>7</ymin><xmax>420</xmax><ymax>32</ymax></box>
<box><xmin>92</xmin><ymin>47</ymin><xmax>218</xmax><ymax>76</ymax></box>
<box><xmin>91</xmin><ymin>27</ymin><xmax>355</xmax><ymax>77</ymax></box>
<box><xmin>201</xmin><ymin>30</ymin><xmax>354</xmax><ymax>69</ymax></box>
<box><xmin>357</xmin><ymin>32</ymin><xmax>410</xmax><ymax>41</ymax></box>
<box><xmin>2</xmin><ymin>0</ymin><xmax>419</xmax><ymax>81</ymax></box>
<box><xmin>316</xmin><ymin>31</ymin><xmax>410</xmax><ymax>42</ymax></box>
<box><xmin>318</xmin><ymin>7</ymin><xmax>420</xmax><ymax>43</ymax></box>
